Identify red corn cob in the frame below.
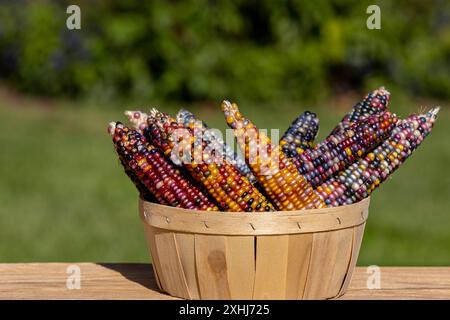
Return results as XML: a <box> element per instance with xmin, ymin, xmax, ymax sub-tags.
<box><xmin>146</xmin><ymin>109</ymin><xmax>274</xmax><ymax>212</ymax></box>
<box><xmin>108</xmin><ymin>122</ymin><xmax>155</xmax><ymax>201</ymax></box>
<box><xmin>126</xmin><ymin>110</ymin><xmax>216</xmax><ymax>199</ymax></box>
<box><xmin>110</xmin><ymin>122</ymin><xmax>218</xmax><ymax>211</ymax></box>
<box><xmin>222</xmin><ymin>100</ymin><xmax>326</xmax><ymax>210</ymax></box>
<box><xmin>316</xmin><ymin>108</ymin><xmax>439</xmax><ymax>207</ymax></box>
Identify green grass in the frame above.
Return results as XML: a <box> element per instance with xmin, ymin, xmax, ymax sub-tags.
<box><xmin>0</xmin><ymin>94</ymin><xmax>449</xmax><ymax>265</ymax></box>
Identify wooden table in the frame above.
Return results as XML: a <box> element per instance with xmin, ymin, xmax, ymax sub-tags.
<box><xmin>0</xmin><ymin>263</ymin><xmax>449</xmax><ymax>299</ymax></box>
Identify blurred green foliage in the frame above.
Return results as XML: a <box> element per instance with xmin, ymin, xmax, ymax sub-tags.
<box><xmin>0</xmin><ymin>0</ymin><xmax>449</xmax><ymax>103</ymax></box>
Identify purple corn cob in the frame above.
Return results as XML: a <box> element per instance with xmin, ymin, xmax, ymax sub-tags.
<box><xmin>329</xmin><ymin>87</ymin><xmax>391</xmax><ymax>136</ymax></box>
<box><xmin>280</xmin><ymin>111</ymin><xmax>319</xmax><ymax>157</ymax></box>
<box><xmin>296</xmin><ymin>111</ymin><xmax>398</xmax><ymax>188</ymax></box>
<box><xmin>317</xmin><ymin>107</ymin><xmax>439</xmax><ymax>207</ymax></box>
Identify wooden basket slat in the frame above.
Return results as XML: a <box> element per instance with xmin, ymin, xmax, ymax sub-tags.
<box><xmin>195</xmin><ymin>235</ymin><xmax>231</xmax><ymax>299</ymax></box>
<box><xmin>225</xmin><ymin>236</ymin><xmax>255</xmax><ymax>299</ymax></box>
<box><xmin>174</xmin><ymin>233</ymin><xmax>200</xmax><ymax>299</ymax></box>
<box><xmin>142</xmin><ymin>225</ymin><xmax>166</xmax><ymax>292</ymax></box>
<box><xmin>285</xmin><ymin>233</ymin><xmax>313</xmax><ymax>299</ymax></box>
<box><xmin>140</xmin><ymin>198</ymin><xmax>166</xmax><ymax>292</ymax></box>
<box><xmin>151</xmin><ymin>262</ymin><xmax>163</xmax><ymax>292</ymax></box>
<box><xmin>338</xmin><ymin>222</ymin><xmax>366</xmax><ymax>297</ymax></box>
<box><xmin>154</xmin><ymin>231</ymin><xmax>191</xmax><ymax>299</ymax></box>
<box><xmin>253</xmin><ymin>235</ymin><xmax>290</xmax><ymax>299</ymax></box>
<box><xmin>326</xmin><ymin>228</ymin><xmax>354</xmax><ymax>298</ymax></box>
<box><xmin>303</xmin><ymin>228</ymin><xmax>354</xmax><ymax>299</ymax></box>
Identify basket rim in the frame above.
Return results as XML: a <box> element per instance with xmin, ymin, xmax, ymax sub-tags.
<box><xmin>139</xmin><ymin>197</ymin><xmax>370</xmax><ymax>236</ymax></box>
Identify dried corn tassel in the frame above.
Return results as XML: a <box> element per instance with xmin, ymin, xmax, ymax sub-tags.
<box><xmin>296</xmin><ymin>111</ymin><xmax>398</xmax><ymax>188</ymax></box>
<box><xmin>280</xmin><ymin>111</ymin><xmax>319</xmax><ymax>157</ymax></box>
<box><xmin>317</xmin><ymin>108</ymin><xmax>439</xmax><ymax>206</ymax></box>
<box><xmin>176</xmin><ymin>108</ymin><xmax>257</xmax><ymax>183</ymax></box>
<box><xmin>124</xmin><ymin>110</ymin><xmax>149</xmax><ymax>133</ymax></box>
<box><xmin>110</xmin><ymin>122</ymin><xmax>218</xmax><ymax>211</ymax></box>
<box><xmin>330</xmin><ymin>87</ymin><xmax>391</xmax><ymax>136</ymax></box>
<box><xmin>146</xmin><ymin>109</ymin><xmax>274</xmax><ymax>212</ymax></box>
<box><xmin>222</xmin><ymin>100</ymin><xmax>326</xmax><ymax>210</ymax></box>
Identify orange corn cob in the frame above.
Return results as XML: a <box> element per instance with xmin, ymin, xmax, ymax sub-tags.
<box><xmin>145</xmin><ymin>109</ymin><xmax>274</xmax><ymax>212</ymax></box>
<box><xmin>221</xmin><ymin>101</ymin><xmax>326</xmax><ymax>210</ymax></box>
<box><xmin>177</xmin><ymin>108</ymin><xmax>257</xmax><ymax>183</ymax></box>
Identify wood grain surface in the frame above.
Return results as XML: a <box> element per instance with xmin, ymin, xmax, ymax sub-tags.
<box><xmin>0</xmin><ymin>263</ymin><xmax>449</xmax><ymax>300</ymax></box>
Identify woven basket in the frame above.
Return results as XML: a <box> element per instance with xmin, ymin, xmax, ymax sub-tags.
<box><xmin>139</xmin><ymin>197</ymin><xmax>370</xmax><ymax>300</ymax></box>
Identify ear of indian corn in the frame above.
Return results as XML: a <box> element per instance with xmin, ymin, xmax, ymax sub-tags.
<box><xmin>176</xmin><ymin>108</ymin><xmax>257</xmax><ymax>183</ymax></box>
<box><xmin>280</xmin><ymin>110</ymin><xmax>319</xmax><ymax>158</ymax></box>
<box><xmin>110</xmin><ymin>122</ymin><xmax>218</xmax><ymax>211</ymax></box>
<box><xmin>316</xmin><ymin>108</ymin><xmax>439</xmax><ymax>206</ymax></box>
<box><xmin>108</xmin><ymin>122</ymin><xmax>156</xmax><ymax>202</ymax></box>
<box><xmin>329</xmin><ymin>87</ymin><xmax>391</xmax><ymax>136</ymax></box>
<box><xmin>221</xmin><ymin>100</ymin><xmax>326</xmax><ymax>210</ymax></box>
<box><xmin>146</xmin><ymin>109</ymin><xmax>274</xmax><ymax>212</ymax></box>
<box><xmin>296</xmin><ymin>111</ymin><xmax>398</xmax><ymax>188</ymax></box>
<box><xmin>124</xmin><ymin>110</ymin><xmax>149</xmax><ymax>133</ymax></box>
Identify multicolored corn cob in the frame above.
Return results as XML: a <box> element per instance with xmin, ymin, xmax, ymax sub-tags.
<box><xmin>280</xmin><ymin>111</ymin><xmax>319</xmax><ymax>158</ymax></box>
<box><xmin>109</xmin><ymin>123</ymin><xmax>156</xmax><ymax>202</ymax></box>
<box><xmin>296</xmin><ymin>111</ymin><xmax>398</xmax><ymax>188</ymax></box>
<box><xmin>329</xmin><ymin>87</ymin><xmax>391</xmax><ymax>136</ymax></box>
<box><xmin>316</xmin><ymin>108</ymin><xmax>439</xmax><ymax>207</ymax></box>
<box><xmin>176</xmin><ymin>108</ymin><xmax>257</xmax><ymax>183</ymax></box>
<box><xmin>221</xmin><ymin>101</ymin><xmax>326</xmax><ymax>210</ymax></box>
<box><xmin>109</xmin><ymin>122</ymin><xmax>218</xmax><ymax>211</ymax></box>
<box><xmin>124</xmin><ymin>110</ymin><xmax>149</xmax><ymax>133</ymax></box>
<box><xmin>146</xmin><ymin>109</ymin><xmax>274</xmax><ymax>212</ymax></box>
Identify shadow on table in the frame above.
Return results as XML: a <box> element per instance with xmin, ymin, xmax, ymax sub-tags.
<box><xmin>98</xmin><ymin>263</ymin><xmax>162</xmax><ymax>292</ymax></box>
